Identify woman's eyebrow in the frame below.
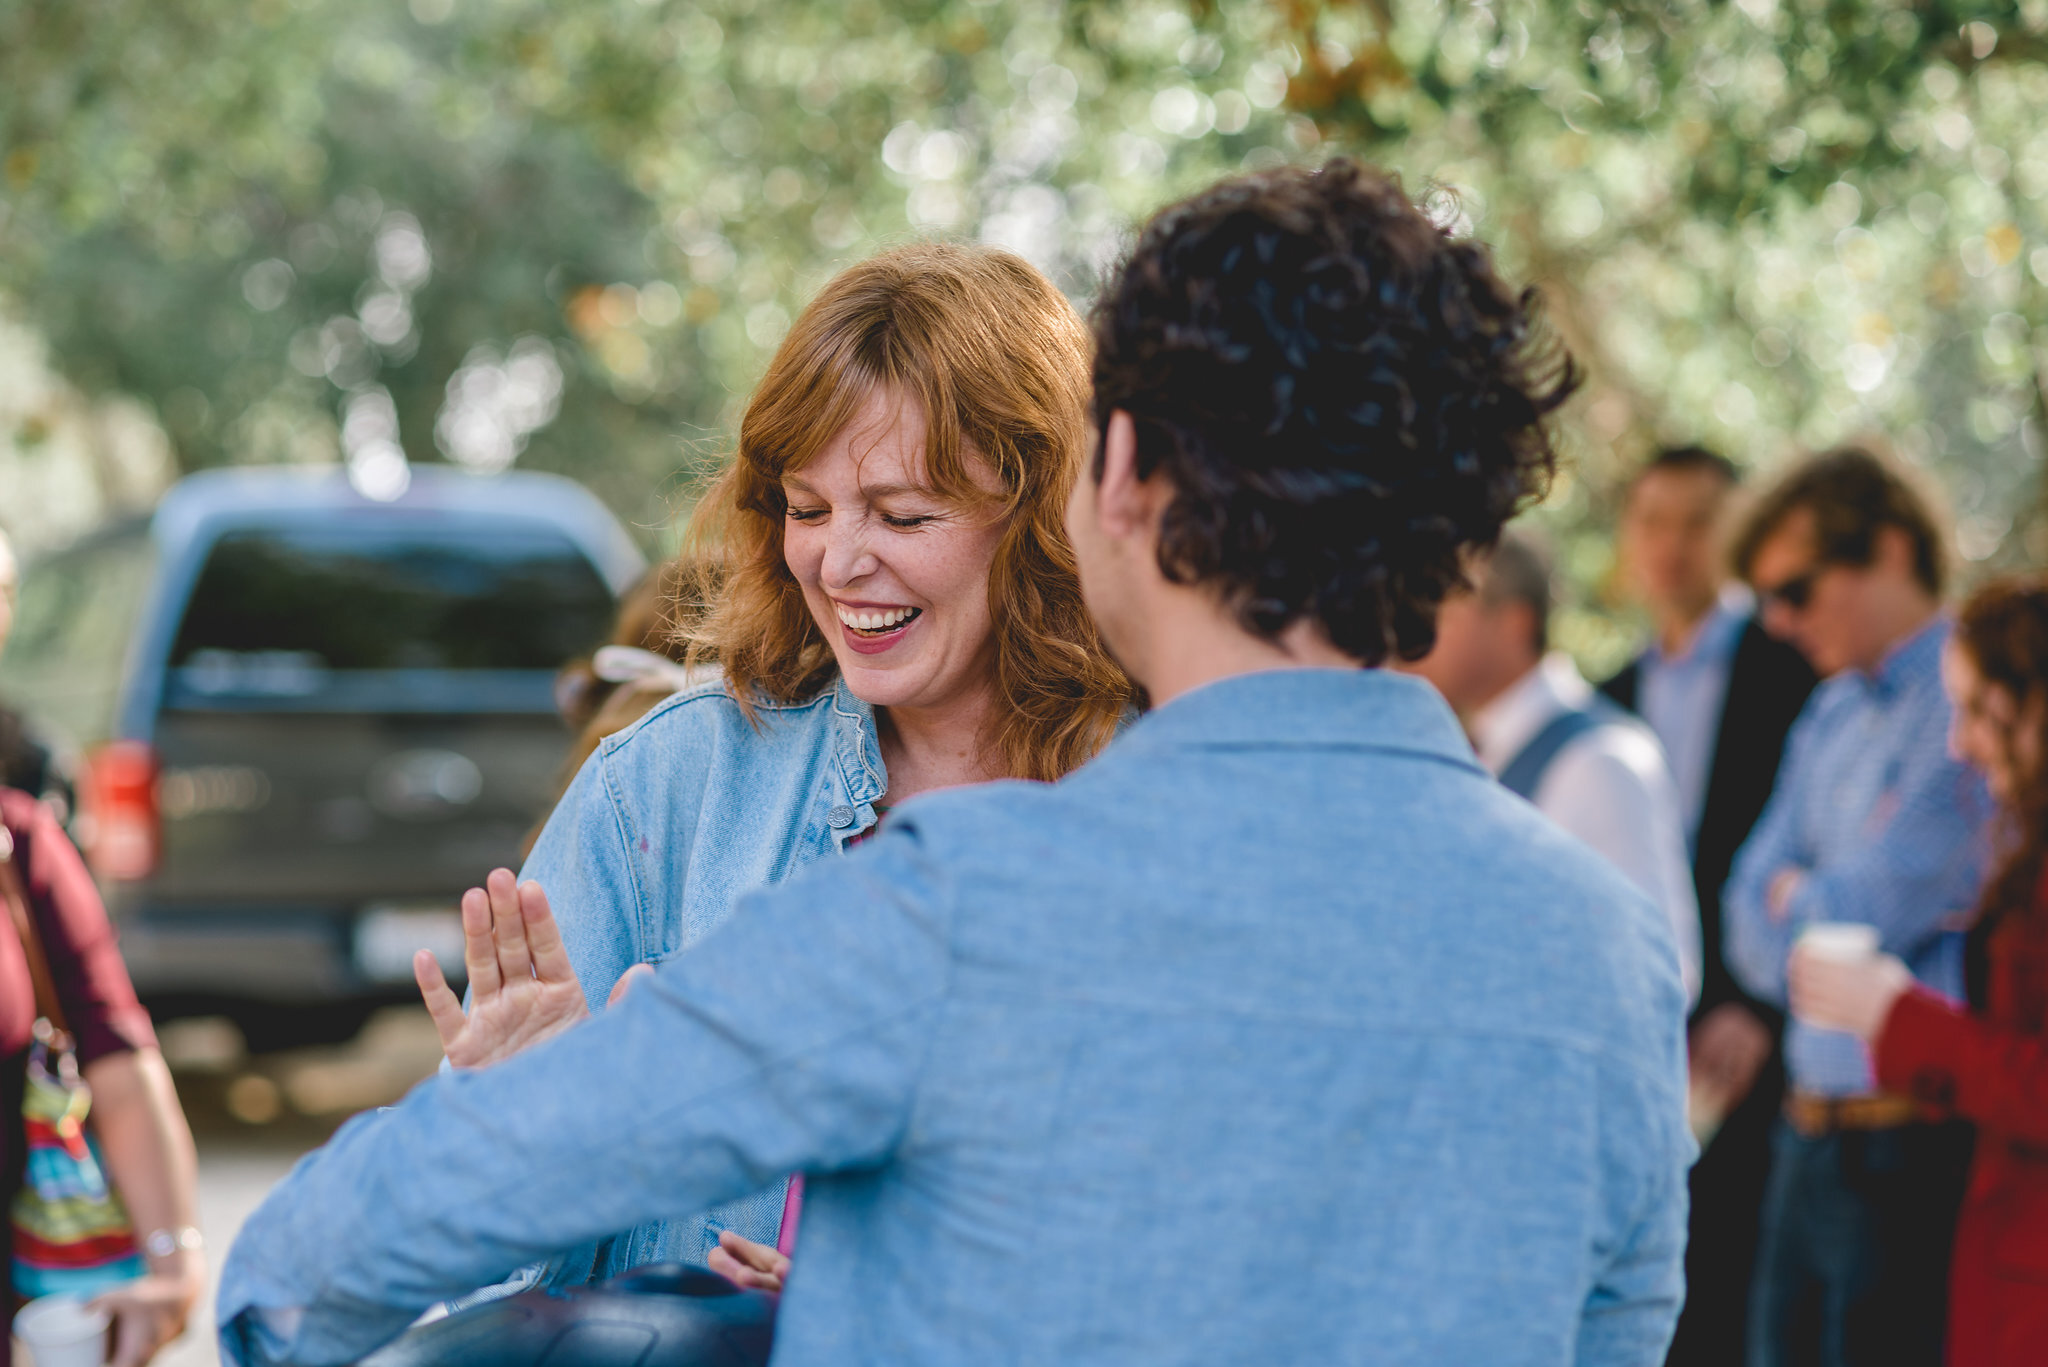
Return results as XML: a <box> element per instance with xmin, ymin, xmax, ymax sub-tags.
<box><xmin>779</xmin><ymin>476</ymin><xmax>941</xmax><ymax>500</ymax></box>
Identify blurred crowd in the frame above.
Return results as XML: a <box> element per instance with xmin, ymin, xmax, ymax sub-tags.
<box><xmin>1412</xmin><ymin>444</ymin><xmax>2043</xmax><ymax>1366</ymax></box>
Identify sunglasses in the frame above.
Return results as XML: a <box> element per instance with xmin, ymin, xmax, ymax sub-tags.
<box><xmin>1756</xmin><ymin>568</ymin><xmax>1820</xmax><ymax>612</ymax></box>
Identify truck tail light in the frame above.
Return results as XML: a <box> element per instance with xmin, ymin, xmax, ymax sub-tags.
<box><xmin>83</xmin><ymin>741</ymin><xmax>159</xmax><ymax>881</ymax></box>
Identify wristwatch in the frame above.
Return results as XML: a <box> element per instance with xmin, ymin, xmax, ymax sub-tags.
<box><xmin>143</xmin><ymin>1226</ymin><xmax>205</xmax><ymax>1259</ymax></box>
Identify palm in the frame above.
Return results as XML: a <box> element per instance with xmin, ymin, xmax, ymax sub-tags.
<box><xmin>415</xmin><ymin>869</ymin><xmax>591</xmax><ymax>1070</ymax></box>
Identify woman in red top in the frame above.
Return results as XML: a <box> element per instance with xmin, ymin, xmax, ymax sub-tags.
<box><xmin>1792</xmin><ymin>574</ymin><xmax>2048</xmax><ymax>1367</ymax></box>
<box><xmin>1</xmin><ymin>788</ymin><xmax>205</xmax><ymax>1366</ymax></box>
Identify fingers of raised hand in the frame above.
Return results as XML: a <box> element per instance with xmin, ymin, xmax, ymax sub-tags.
<box><xmin>519</xmin><ymin>879</ymin><xmax>575</xmax><ymax>985</ymax></box>
<box><xmin>461</xmin><ymin>885</ymin><xmax>502</xmax><ymax>996</ymax></box>
<box><xmin>416</xmin><ymin>949</ymin><xmax>466</xmax><ymax>1049</ymax></box>
<box><xmin>487</xmin><ymin>867</ymin><xmax>533</xmax><ymax>983</ymax></box>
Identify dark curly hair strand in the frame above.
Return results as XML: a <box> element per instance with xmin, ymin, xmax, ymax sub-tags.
<box><xmin>1090</xmin><ymin>158</ymin><xmax>1579</xmax><ymax>665</ymax></box>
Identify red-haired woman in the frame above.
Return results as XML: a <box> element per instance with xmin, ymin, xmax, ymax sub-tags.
<box><xmin>1792</xmin><ymin>575</ymin><xmax>2048</xmax><ymax>1366</ymax></box>
<box><xmin>411</xmin><ymin>243</ymin><xmax>1134</xmax><ymax>1296</ymax></box>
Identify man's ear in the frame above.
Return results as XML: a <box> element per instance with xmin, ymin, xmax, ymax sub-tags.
<box><xmin>1871</xmin><ymin>524</ymin><xmax>1918</xmax><ymax>581</ymax></box>
<box><xmin>1097</xmin><ymin>410</ymin><xmax>1161</xmax><ymax>540</ymax></box>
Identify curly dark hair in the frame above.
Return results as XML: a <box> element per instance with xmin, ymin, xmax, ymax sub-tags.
<box><xmin>1088</xmin><ymin>158</ymin><xmax>1579</xmax><ymax>665</ymax></box>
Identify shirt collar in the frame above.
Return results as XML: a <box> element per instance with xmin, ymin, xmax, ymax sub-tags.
<box><xmin>1117</xmin><ymin>666</ymin><xmax>1485</xmax><ymax>776</ymax></box>
<box><xmin>1467</xmin><ymin>653</ymin><xmax>1591</xmax><ymax>774</ymax></box>
<box><xmin>1644</xmin><ymin>585</ymin><xmax>1751</xmax><ymax>670</ymax></box>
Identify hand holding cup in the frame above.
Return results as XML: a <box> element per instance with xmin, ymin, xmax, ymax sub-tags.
<box><xmin>1787</xmin><ymin>923</ymin><xmax>1912</xmax><ymax>1041</ymax></box>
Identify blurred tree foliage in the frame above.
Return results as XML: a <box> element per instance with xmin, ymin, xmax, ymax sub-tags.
<box><xmin>2</xmin><ymin>0</ymin><xmax>2044</xmax><ymax>658</ymax></box>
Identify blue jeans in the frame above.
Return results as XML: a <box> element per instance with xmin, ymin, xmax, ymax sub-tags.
<box><xmin>1747</xmin><ymin>1118</ymin><xmax>1973</xmax><ymax>1367</ymax></box>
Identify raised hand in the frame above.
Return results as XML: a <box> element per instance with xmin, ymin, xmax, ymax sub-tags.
<box><xmin>415</xmin><ymin>868</ymin><xmax>592</xmax><ymax>1069</ymax></box>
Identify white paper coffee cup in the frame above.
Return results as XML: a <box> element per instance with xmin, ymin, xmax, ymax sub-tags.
<box><xmin>1798</xmin><ymin>922</ymin><xmax>1881</xmax><ymax>963</ymax></box>
<box><xmin>13</xmin><ymin>1293</ymin><xmax>110</xmax><ymax>1367</ymax></box>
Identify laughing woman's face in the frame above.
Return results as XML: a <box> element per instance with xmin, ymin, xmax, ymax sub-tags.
<box><xmin>780</xmin><ymin>387</ymin><xmax>1007</xmax><ymax>719</ymax></box>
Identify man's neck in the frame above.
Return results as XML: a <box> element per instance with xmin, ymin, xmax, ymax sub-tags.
<box><xmin>1855</xmin><ymin>595</ymin><xmax>1941</xmax><ymax>675</ymax></box>
<box><xmin>1130</xmin><ymin>593</ymin><xmax>1361</xmax><ymax>710</ymax></box>
<box><xmin>1456</xmin><ymin>653</ymin><xmax>1542</xmax><ymax>726</ymax></box>
<box><xmin>1653</xmin><ymin>591</ymin><xmax>1721</xmax><ymax>657</ymax></box>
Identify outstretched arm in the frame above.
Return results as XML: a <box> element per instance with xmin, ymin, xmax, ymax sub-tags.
<box><xmin>218</xmin><ymin>827</ymin><xmax>955</xmax><ymax>1367</ymax></box>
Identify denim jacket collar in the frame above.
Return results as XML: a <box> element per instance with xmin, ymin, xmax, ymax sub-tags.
<box><xmin>1117</xmin><ymin>666</ymin><xmax>1484</xmax><ymax>775</ymax></box>
<box><xmin>827</xmin><ymin>675</ymin><xmax>888</xmax><ymax>848</ymax></box>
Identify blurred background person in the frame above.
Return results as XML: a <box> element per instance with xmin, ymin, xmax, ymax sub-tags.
<box><xmin>1725</xmin><ymin>446</ymin><xmax>1993</xmax><ymax>1367</ymax></box>
<box><xmin>524</xmin><ymin>555</ymin><xmax>704</xmax><ymax>857</ymax></box>
<box><xmin>1600</xmin><ymin>445</ymin><xmax>1818</xmax><ymax>1367</ymax></box>
<box><xmin>1789</xmin><ymin>574</ymin><xmax>2048</xmax><ymax>1367</ymax></box>
<box><xmin>1408</xmin><ymin>529</ymin><xmax>1701</xmax><ymax>1003</ymax></box>
<box><xmin>3</xmin><ymin>518</ymin><xmax>205</xmax><ymax>1366</ymax></box>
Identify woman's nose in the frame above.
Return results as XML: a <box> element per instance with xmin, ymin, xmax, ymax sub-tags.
<box><xmin>820</xmin><ymin>519</ymin><xmax>880</xmax><ymax>587</ymax></box>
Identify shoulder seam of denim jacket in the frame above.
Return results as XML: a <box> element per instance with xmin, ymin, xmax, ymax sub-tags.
<box><xmin>594</xmin><ymin>743</ymin><xmax>653</xmax><ymax>963</ymax></box>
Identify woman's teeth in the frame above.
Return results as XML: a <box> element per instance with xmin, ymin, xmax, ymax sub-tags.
<box><xmin>836</xmin><ymin>605</ymin><xmax>921</xmax><ymax>633</ymax></box>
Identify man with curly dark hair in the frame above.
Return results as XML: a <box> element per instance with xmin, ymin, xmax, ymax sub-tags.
<box><xmin>221</xmin><ymin>160</ymin><xmax>1692</xmax><ymax>1367</ymax></box>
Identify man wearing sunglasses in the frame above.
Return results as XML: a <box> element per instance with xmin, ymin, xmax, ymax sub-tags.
<box><xmin>1723</xmin><ymin>446</ymin><xmax>1992</xmax><ymax>1367</ymax></box>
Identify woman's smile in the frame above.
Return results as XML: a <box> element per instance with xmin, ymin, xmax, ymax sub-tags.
<box><xmin>833</xmin><ymin>599</ymin><xmax>925</xmax><ymax>654</ymax></box>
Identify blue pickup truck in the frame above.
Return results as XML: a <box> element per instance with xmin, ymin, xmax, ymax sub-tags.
<box><xmin>0</xmin><ymin>466</ymin><xmax>644</xmax><ymax>1046</ymax></box>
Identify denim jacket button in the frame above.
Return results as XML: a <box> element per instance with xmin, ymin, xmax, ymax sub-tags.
<box><xmin>827</xmin><ymin>804</ymin><xmax>856</xmax><ymax>829</ymax></box>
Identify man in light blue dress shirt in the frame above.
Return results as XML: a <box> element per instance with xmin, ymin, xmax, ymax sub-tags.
<box><xmin>1725</xmin><ymin>447</ymin><xmax>1993</xmax><ymax>1367</ymax></box>
<box><xmin>217</xmin><ymin>160</ymin><xmax>1692</xmax><ymax>1367</ymax></box>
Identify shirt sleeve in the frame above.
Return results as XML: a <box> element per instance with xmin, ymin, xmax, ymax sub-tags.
<box><xmin>1575</xmin><ymin>1072</ymin><xmax>1689</xmax><ymax>1364</ymax></box>
<box><xmin>1786</xmin><ymin>726</ymin><xmax>1989</xmax><ymax>958</ymax></box>
<box><xmin>1724</xmin><ymin>700</ymin><xmax>1822</xmax><ymax>1005</ymax></box>
<box><xmin>217</xmin><ymin>817</ymin><xmax>954</xmax><ymax>1367</ymax></box>
<box><xmin>1873</xmin><ymin>985</ymin><xmax>2048</xmax><ymax>1146</ymax></box>
<box><xmin>1535</xmin><ymin>736</ymin><xmax>1702</xmax><ymax>1006</ymax></box>
<box><xmin>10</xmin><ymin>793</ymin><xmax>156</xmax><ymax>1066</ymax></box>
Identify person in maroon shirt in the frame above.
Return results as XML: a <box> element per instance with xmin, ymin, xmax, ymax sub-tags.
<box><xmin>1</xmin><ymin>787</ymin><xmax>205</xmax><ymax>1367</ymax></box>
<box><xmin>1792</xmin><ymin>574</ymin><xmax>2048</xmax><ymax>1367</ymax></box>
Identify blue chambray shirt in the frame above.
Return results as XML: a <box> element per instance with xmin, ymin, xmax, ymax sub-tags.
<box><xmin>1725</xmin><ymin>615</ymin><xmax>1994</xmax><ymax>1096</ymax></box>
<box><xmin>219</xmin><ymin>669</ymin><xmax>1693</xmax><ymax>1367</ymax></box>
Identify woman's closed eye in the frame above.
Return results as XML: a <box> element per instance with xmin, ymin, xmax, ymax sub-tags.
<box><xmin>783</xmin><ymin>501</ymin><xmax>945</xmax><ymax>529</ymax></box>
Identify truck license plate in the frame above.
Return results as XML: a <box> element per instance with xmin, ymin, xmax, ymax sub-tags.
<box><xmin>354</xmin><ymin>905</ymin><xmax>466</xmax><ymax>983</ymax></box>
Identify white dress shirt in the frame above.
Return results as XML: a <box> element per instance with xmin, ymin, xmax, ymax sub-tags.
<box><xmin>1471</xmin><ymin>653</ymin><xmax>1703</xmax><ymax>1005</ymax></box>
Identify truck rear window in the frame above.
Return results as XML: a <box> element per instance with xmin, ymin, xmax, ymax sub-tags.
<box><xmin>169</xmin><ymin>529</ymin><xmax>615</xmax><ymax>673</ymax></box>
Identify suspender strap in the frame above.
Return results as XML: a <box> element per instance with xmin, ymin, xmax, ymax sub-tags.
<box><xmin>1498</xmin><ymin>706</ymin><xmax>1606</xmax><ymax>801</ymax></box>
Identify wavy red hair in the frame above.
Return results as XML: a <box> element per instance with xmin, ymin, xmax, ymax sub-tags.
<box><xmin>678</xmin><ymin>242</ymin><xmax>1132</xmax><ymax>782</ymax></box>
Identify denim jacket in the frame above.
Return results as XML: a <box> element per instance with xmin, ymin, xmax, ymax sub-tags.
<box><xmin>519</xmin><ymin>672</ymin><xmax>885</xmax><ymax>1278</ymax></box>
